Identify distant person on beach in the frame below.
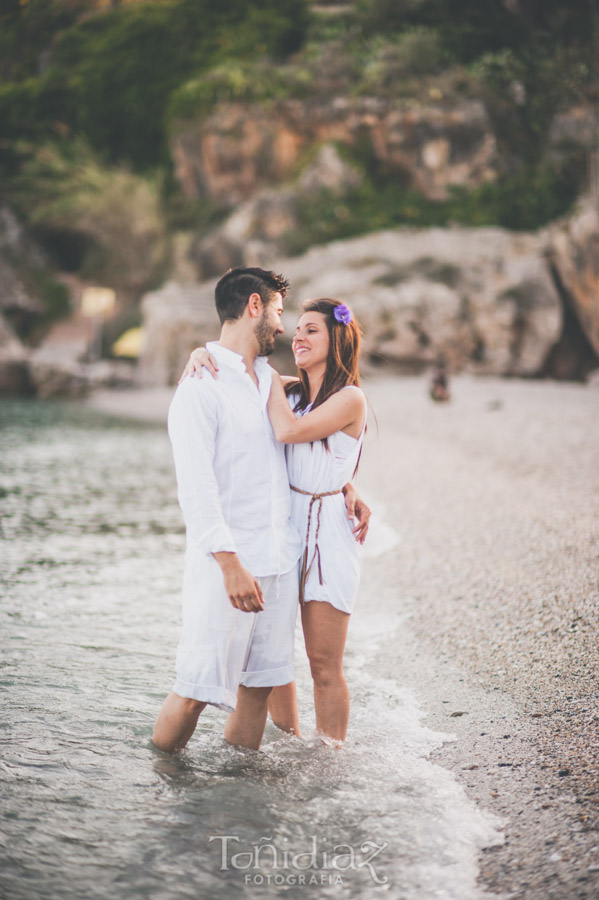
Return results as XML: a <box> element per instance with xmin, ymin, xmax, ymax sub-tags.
<box><xmin>182</xmin><ymin>297</ymin><xmax>368</xmax><ymax>744</ymax></box>
<box><xmin>430</xmin><ymin>357</ymin><xmax>451</xmax><ymax>402</ymax></box>
<box><xmin>152</xmin><ymin>268</ymin><xmax>369</xmax><ymax>753</ymax></box>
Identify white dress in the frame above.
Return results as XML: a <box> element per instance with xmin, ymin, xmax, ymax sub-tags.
<box><xmin>285</xmin><ymin>387</ymin><xmax>367</xmax><ymax>614</ymax></box>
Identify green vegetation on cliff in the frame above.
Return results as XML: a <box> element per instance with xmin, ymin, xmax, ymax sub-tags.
<box><xmin>0</xmin><ymin>0</ymin><xmax>596</xmax><ymax>312</ymax></box>
<box><xmin>0</xmin><ymin>0</ymin><xmax>309</xmax><ymax>172</ymax></box>
<box><xmin>287</xmin><ymin>153</ymin><xmax>584</xmax><ymax>254</ymax></box>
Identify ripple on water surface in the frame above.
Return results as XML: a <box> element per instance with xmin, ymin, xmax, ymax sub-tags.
<box><xmin>0</xmin><ymin>400</ymin><xmax>502</xmax><ymax>900</ymax></box>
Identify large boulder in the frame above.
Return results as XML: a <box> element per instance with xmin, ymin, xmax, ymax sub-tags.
<box><xmin>139</xmin><ymin>223</ymin><xmax>565</xmax><ymax>383</ymax></box>
<box><xmin>275</xmin><ymin>226</ymin><xmax>562</xmax><ymax>376</ymax></box>
<box><xmin>139</xmin><ymin>199</ymin><xmax>599</xmax><ymax>385</ymax></box>
<box><xmin>26</xmin><ymin>314</ymin><xmax>136</xmax><ymax>398</ymax></box>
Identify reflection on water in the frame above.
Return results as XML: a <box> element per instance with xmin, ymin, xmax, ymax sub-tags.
<box><xmin>0</xmin><ymin>399</ymin><xmax>501</xmax><ymax>900</ymax></box>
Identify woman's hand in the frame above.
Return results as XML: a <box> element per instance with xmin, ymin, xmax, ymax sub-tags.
<box><xmin>178</xmin><ymin>347</ymin><xmax>219</xmax><ymax>384</ymax></box>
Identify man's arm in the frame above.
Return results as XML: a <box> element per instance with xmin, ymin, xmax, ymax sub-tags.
<box><xmin>343</xmin><ymin>483</ymin><xmax>371</xmax><ymax>545</ymax></box>
<box><xmin>212</xmin><ymin>552</ymin><xmax>264</xmax><ymax>613</ymax></box>
<box><xmin>168</xmin><ymin>378</ymin><xmax>263</xmax><ymax>612</ymax></box>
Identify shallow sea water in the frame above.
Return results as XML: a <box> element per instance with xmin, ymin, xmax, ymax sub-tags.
<box><xmin>0</xmin><ymin>399</ymin><xmax>502</xmax><ymax>900</ymax></box>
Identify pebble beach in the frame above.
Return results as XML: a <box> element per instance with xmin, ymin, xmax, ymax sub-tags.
<box><xmin>358</xmin><ymin>374</ymin><xmax>599</xmax><ymax>899</ymax></box>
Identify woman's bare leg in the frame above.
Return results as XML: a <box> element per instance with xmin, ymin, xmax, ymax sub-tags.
<box><xmin>301</xmin><ymin>601</ymin><xmax>350</xmax><ymax>742</ymax></box>
<box><xmin>268</xmin><ymin>682</ymin><xmax>301</xmax><ymax>736</ymax></box>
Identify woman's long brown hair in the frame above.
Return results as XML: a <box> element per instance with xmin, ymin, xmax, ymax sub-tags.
<box><xmin>285</xmin><ymin>298</ymin><xmax>363</xmax><ymax>451</ymax></box>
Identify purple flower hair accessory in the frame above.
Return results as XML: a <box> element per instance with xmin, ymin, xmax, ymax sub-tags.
<box><xmin>333</xmin><ymin>303</ymin><xmax>353</xmax><ymax>325</ymax></box>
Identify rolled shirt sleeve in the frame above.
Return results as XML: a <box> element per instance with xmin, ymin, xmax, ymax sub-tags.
<box><xmin>167</xmin><ymin>376</ymin><xmax>237</xmax><ymax>558</ymax></box>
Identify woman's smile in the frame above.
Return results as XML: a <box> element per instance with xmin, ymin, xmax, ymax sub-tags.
<box><xmin>292</xmin><ymin>311</ymin><xmax>329</xmax><ymax>368</ymax></box>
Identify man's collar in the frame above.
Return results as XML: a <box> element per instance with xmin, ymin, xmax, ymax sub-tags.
<box><xmin>206</xmin><ymin>341</ymin><xmax>246</xmax><ymax>374</ymax></box>
<box><xmin>207</xmin><ymin>341</ymin><xmax>271</xmax><ymax>376</ymax></box>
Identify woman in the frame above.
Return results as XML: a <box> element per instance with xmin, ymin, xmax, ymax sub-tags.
<box><xmin>184</xmin><ymin>299</ymin><xmax>367</xmax><ymax>744</ymax></box>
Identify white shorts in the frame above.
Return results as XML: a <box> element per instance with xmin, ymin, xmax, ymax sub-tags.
<box><xmin>173</xmin><ymin>554</ymin><xmax>298</xmax><ymax>712</ymax></box>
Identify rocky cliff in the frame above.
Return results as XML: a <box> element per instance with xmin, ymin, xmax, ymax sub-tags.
<box><xmin>172</xmin><ymin>96</ymin><xmax>498</xmax><ymax>208</ymax></box>
<box><xmin>169</xmin><ymin>86</ymin><xmax>596</xmax><ymax>283</ymax></box>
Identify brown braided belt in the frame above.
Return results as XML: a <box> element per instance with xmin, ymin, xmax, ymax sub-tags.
<box><xmin>290</xmin><ymin>485</ymin><xmax>344</xmax><ymax>604</ymax></box>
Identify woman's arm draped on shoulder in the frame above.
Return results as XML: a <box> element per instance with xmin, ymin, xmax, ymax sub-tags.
<box><xmin>268</xmin><ymin>373</ymin><xmax>365</xmax><ymax>444</ymax></box>
<box><xmin>179</xmin><ymin>350</ymin><xmax>300</xmax><ymax>385</ymax></box>
<box><xmin>178</xmin><ymin>347</ymin><xmax>219</xmax><ymax>383</ymax></box>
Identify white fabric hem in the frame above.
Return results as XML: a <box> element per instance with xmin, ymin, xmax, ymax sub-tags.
<box><xmin>303</xmin><ymin>596</ymin><xmax>352</xmax><ymax>615</ymax></box>
<box><xmin>173</xmin><ymin>680</ymin><xmax>238</xmax><ymax>713</ymax></box>
<box><xmin>240</xmin><ymin>663</ymin><xmax>295</xmax><ymax>688</ymax></box>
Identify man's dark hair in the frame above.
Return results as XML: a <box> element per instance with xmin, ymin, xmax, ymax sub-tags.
<box><xmin>214</xmin><ymin>267</ymin><xmax>289</xmax><ymax>325</ymax></box>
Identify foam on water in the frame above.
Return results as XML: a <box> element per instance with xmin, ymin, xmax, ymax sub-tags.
<box><xmin>0</xmin><ymin>400</ymin><xmax>503</xmax><ymax>900</ymax></box>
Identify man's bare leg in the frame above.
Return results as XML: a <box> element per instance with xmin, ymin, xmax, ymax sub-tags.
<box><xmin>268</xmin><ymin>682</ymin><xmax>301</xmax><ymax>736</ymax></box>
<box><xmin>152</xmin><ymin>692</ymin><xmax>207</xmax><ymax>753</ymax></box>
<box><xmin>224</xmin><ymin>685</ymin><xmax>272</xmax><ymax>750</ymax></box>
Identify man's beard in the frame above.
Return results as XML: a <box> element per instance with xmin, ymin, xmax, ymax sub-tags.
<box><xmin>255</xmin><ymin>314</ymin><xmax>276</xmax><ymax>356</ymax></box>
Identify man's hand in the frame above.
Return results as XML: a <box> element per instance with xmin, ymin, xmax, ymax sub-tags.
<box><xmin>342</xmin><ymin>483</ymin><xmax>371</xmax><ymax>545</ymax></box>
<box><xmin>212</xmin><ymin>552</ymin><xmax>264</xmax><ymax>613</ymax></box>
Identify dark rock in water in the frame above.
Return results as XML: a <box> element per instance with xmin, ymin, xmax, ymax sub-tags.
<box><xmin>23</xmin><ymin>314</ymin><xmax>136</xmax><ymax>398</ymax></box>
<box><xmin>28</xmin><ymin>360</ymin><xmax>90</xmax><ymax>399</ymax></box>
<box><xmin>0</xmin><ymin>358</ymin><xmax>31</xmax><ymax>394</ymax></box>
<box><xmin>28</xmin><ymin>358</ymin><xmax>135</xmax><ymax>399</ymax></box>
<box><xmin>0</xmin><ymin>313</ymin><xmax>31</xmax><ymax>395</ymax></box>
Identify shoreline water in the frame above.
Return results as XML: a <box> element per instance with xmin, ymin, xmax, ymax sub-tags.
<box><xmin>83</xmin><ymin>374</ymin><xmax>599</xmax><ymax>899</ymax></box>
<box><xmin>1</xmin><ymin>390</ymin><xmax>502</xmax><ymax>900</ymax></box>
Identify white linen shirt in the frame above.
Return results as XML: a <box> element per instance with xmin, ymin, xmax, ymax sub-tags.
<box><xmin>167</xmin><ymin>342</ymin><xmax>302</xmax><ymax>577</ymax></box>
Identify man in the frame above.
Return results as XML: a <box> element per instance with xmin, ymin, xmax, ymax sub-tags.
<box><xmin>152</xmin><ymin>267</ymin><xmax>367</xmax><ymax>753</ymax></box>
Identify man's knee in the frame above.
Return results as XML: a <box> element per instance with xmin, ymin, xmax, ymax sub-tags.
<box><xmin>169</xmin><ymin>693</ymin><xmax>205</xmax><ymax>718</ymax></box>
<box><xmin>236</xmin><ymin>685</ymin><xmax>273</xmax><ymax>710</ymax></box>
<box><xmin>180</xmin><ymin>696</ymin><xmax>205</xmax><ymax>712</ymax></box>
<box><xmin>239</xmin><ymin>685</ymin><xmax>273</xmax><ymax>700</ymax></box>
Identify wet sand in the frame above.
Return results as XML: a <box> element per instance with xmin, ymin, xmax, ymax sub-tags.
<box><xmin>87</xmin><ymin>375</ymin><xmax>599</xmax><ymax>898</ymax></box>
